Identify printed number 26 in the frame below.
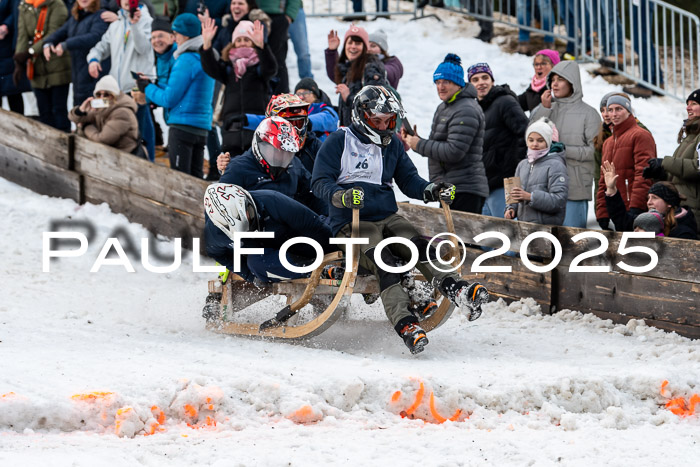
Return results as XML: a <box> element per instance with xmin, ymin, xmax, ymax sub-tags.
<box><xmin>355</xmin><ymin>160</ymin><xmax>369</xmax><ymax>169</ymax></box>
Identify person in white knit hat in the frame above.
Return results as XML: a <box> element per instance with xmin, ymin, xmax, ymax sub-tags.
<box><xmin>68</xmin><ymin>75</ymin><xmax>143</xmax><ymax>156</ymax></box>
<box><xmin>505</xmin><ymin>117</ymin><xmax>569</xmax><ymax>225</ymax></box>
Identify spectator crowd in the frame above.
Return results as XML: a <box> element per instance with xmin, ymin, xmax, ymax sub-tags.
<box><xmin>0</xmin><ymin>1</ymin><xmax>697</xmax><ymax>243</ymax></box>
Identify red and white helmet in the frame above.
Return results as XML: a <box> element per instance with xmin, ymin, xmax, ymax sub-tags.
<box><xmin>252</xmin><ymin>116</ymin><xmax>301</xmax><ymax>180</ymax></box>
<box><xmin>204</xmin><ymin>183</ymin><xmax>259</xmax><ymax>240</ymax></box>
<box><xmin>265</xmin><ymin>94</ymin><xmax>310</xmax><ymax>145</ymax></box>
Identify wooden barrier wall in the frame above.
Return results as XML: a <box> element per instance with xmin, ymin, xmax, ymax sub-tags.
<box><xmin>1</xmin><ymin>109</ymin><xmax>698</xmax><ymax>338</ymax></box>
<box><xmin>0</xmin><ymin>110</ymin><xmax>209</xmax><ymax>248</ymax></box>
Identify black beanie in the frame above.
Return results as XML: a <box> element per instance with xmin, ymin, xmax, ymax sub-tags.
<box><xmin>152</xmin><ymin>16</ymin><xmax>173</xmax><ymax>34</ymax></box>
<box><xmin>687</xmin><ymin>89</ymin><xmax>700</xmax><ymax>105</ymax></box>
<box><xmin>648</xmin><ymin>182</ymin><xmax>682</xmax><ymax>207</ymax></box>
<box><xmin>294</xmin><ymin>78</ymin><xmax>321</xmax><ymax>100</ymax></box>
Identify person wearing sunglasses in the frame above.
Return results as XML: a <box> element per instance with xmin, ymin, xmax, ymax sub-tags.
<box><xmin>68</xmin><ymin>75</ymin><xmax>143</xmax><ymax>156</ymax></box>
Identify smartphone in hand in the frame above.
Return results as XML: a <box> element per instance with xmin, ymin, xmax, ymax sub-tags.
<box><xmin>129</xmin><ymin>0</ymin><xmax>139</xmax><ymax>19</ymax></box>
<box><xmin>90</xmin><ymin>98</ymin><xmax>108</xmax><ymax>109</ymax></box>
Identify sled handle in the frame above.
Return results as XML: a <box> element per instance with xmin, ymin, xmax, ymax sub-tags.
<box><xmin>441</xmin><ymin>200</ymin><xmax>461</xmax><ymax>275</ymax></box>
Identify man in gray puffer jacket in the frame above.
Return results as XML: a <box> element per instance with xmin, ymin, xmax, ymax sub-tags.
<box><xmin>530</xmin><ymin>60</ymin><xmax>601</xmax><ymax>228</ymax></box>
<box><xmin>402</xmin><ymin>53</ymin><xmax>489</xmax><ymax>213</ymax></box>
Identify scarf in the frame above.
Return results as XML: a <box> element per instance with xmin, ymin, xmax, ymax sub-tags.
<box><xmin>228</xmin><ymin>47</ymin><xmax>259</xmax><ymax>81</ymax></box>
<box><xmin>527</xmin><ymin>147</ymin><xmax>549</xmax><ymax>164</ymax></box>
<box><xmin>173</xmin><ymin>36</ymin><xmax>203</xmax><ymax>60</ymax></box>
<box><xmin>26</xmin><ymin>0</ymin><xmax>46</xmax><ymax>7</ymax></box>
<box><xmin>531</xmin><ymin>74</ymin><xmax>547</xmax><ymax>92</ymax></box>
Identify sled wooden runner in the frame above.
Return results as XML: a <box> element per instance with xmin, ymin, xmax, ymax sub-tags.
<box><xmin>206</xmin><ymin>206</ymin><xmax>457</xmax><ymax>340</ymax></box>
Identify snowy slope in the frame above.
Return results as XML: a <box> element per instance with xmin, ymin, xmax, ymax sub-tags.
<box><xmin>2</xmin><ymin>13</ymin><xmax>699</xmax><ymax>467</ymax></box>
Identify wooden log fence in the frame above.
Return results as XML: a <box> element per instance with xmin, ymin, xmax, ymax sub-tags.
<box><xmin>1</xmin><ymin>109</ymin><xmax>697</xmax><ymax>338</ymax></box>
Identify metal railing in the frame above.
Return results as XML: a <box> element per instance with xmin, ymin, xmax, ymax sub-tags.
<box><xmin>441</xmin><ymin>0</ymin><xmax>700</xmax><ymax>101</ymax></box>
<box><xmin>305</xmin><ymin>0</ymin><xmax>418</xmax><ymax>19</ymax></box>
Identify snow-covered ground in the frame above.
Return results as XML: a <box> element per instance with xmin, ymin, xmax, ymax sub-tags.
<box><xmin>2</xmin><ymin>11</ymin><xmax>699</xmax><ymax>466</ymax></box>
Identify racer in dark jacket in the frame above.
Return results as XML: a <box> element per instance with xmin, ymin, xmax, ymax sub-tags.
<box><xmin>312</xmin><ymin>85</ymin><xmax>490</xmax><ymax>355</ymax></box>
<box><xmin>204</xmin><ymin>185</ymin><xmax>332</xmax><ymax>282</ymax></box>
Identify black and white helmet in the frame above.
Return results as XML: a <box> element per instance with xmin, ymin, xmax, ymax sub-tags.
<box><xmin>204</xmin><ymin>184</ymin><xmax>260</xmax><ymax>240</ymax></box>
<box><xmin>351</xmin><ymin>85</ymin><xmax>405</xmax><ymax>147</ymax></box>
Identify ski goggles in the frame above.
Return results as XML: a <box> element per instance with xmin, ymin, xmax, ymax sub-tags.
<box><xmin>365</xmin><ymin>111</ymin><xmax>397</xmax><ymax>131</ymax></box>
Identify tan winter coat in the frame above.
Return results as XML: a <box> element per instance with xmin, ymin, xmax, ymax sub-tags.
<box><xmin>69</xmin><ymin>93</ymin><xmax>139</xmax><ymax>154</ymax></box>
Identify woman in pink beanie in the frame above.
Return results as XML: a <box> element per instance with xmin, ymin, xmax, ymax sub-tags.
<box><xmin>517</xmin><ymin>49</ymin><xmax>560</xmax><ymax>113</ymax></box>
<box><xmin>324</xmin><ymin>25</ymin><xmax>389</xmax><ymax>126</ymax></box>
<box><xmin>200</xmin><ymin>17</ymin><xmax>277</xmax><ymax>157</ymax></box>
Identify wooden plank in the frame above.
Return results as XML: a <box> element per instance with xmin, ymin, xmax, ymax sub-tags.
<box><xmin>556</xmin><ymin>225</ymin><xmax>700</xmax><ymax>284</ymax></box>
<box><xmin>460</xmin><ymin>247</ymin><xmax>552</xmax><ymax>308</ymax></box>
<box><xmin>0</xmin><ymin>145</ymin><xmax>80</xmax><ymax>202</ymax></box>
<box><xmin>83</xmin><ymin>175</ymin><xmax>205</xmax><ymax>250</ymax></box>
<box><xmin>0</xmin><ymin>109</ymin><xmax>70</xmax><ymax>168</ymax></box>
<box><xmin>74</xmin><ymin>136</ymin><xmax>208</xmax><ymax>217</ymax></box>
<box><xmin>557</xmin><ymin>269</ymin><xmax>700</xmax><ymax>326</ymax></box>
<box><xmin>569</xmin><ymin>308</ymin><xmax>700</xmax><ymax>340</ymax></box>
<box><xmin>398</xmin><ymin>203</ymin><xmax>554</xmax><ymax>258</ymax></box>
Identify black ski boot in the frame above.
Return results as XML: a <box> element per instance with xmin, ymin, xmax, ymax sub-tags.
<box><xmin>321</xmin><ymin>264</ymin><xmax>345</xmax><ymax>280</ymax></box>
<box><xmin>399</xmin><ymin>322</ymin><xmax>429</xmax><ymax>355</ymax></box>
<box><xmin>402</xmin><ymin>273</ymin><xmax>438</xmax><ymax>321</ymax></box>
<box><xmin>202</xmin><ymin>292</ymin><xmax>222</xmax><ymax>322</ymax></box>
<box><xmin>434</xmin><ymin>277</ymin><xmax>489</xmax><ymax>321</ymax></box>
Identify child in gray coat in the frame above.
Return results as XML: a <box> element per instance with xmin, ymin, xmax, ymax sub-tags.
<box><xmin>505</xmin><ymin>118</ymin><xmax>569</xmax><ymax>225</ymax></box>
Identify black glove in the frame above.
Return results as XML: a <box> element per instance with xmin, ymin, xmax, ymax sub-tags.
<box><xmin>332</xmin><ymin>187</ymin><xmax>364</xmax><ymax>209</ymax></box>
<box><xmin>136</xmin><ymin>77</ymin><xmax>151</xmax><ymax>93</ymax></box>
<box><xmin>224</xmin><ymin>114</ymin><xmax>247</xmax><ymax>131</ymax></box>
<box><xmin>628</xmin><ymin>207</ymin><xmax>644</xmax><ymax>217</ymax></box>
<box><xmin>597</xmin><ymin>217</ymin><xmax>611</xmax><ymax>231</ymax></box>
<box><xmin>642</xmin><ymin>158</ymin><xmax>666</xmax><ymax>180</ymax></box>
<box><xmin>12</xmin><ymin>62</ymin><xmax>25</xmax><ymax>86</ymax></box>
<box><xmin>13</xmin><ymin>51</ymin><xmax>30</xmax><ymax>64</ymax></box>
<box><xmin>423</xmin><ymin>182</ymin><xmax>456</xmax><ymax>205</ymax></box>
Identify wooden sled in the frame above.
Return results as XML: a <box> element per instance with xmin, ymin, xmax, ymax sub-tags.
<box><xmin>205</xmin><ymin>204</ymin><xmax>460</xmax><ymax>341</ymax></box>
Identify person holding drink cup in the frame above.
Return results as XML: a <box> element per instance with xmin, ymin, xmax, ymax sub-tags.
<box><xmin>505</xmin><ymin>118</ymin><xmax>569</xmax><ymax>225</ymax></box>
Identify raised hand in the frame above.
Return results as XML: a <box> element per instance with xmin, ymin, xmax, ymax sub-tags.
<box><xmin>201</xmin><ymin>17</ymin><xmax>218</xmax><ymax>50</ymax></box>
<box><xmin>79</xmin><ymin>96</ymin><xmax>93</xmax><ymax>113</ymax></box>
<box><xmin>602</xmin><ymin>160</ymin><xmax>619</xmax><ymax>196</ymax></box>
<box><xmin>328</xmin><ymin>30</ymin><xmax>340</xmax><ymax>50</ymax></box>
<box><xmin>541</xmin><ymin>90</ymin><xmax>552</xmax><ymax>109</ymax></box>
<box><xmin>217</xmin><ymin>152</ymin><xmax>231</xmax><ymax>174</ymax></box>
<box><xmin>250</xmin><ymin>20</ymin><xmax>265</xmax><ymax>49</ymax></box>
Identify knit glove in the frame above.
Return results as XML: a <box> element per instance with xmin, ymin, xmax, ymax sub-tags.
<box><xmin>332</xmin><ymin>187</ymin><xmax>364</xmax><ymax>209</ymax></box>
<box><xmin>642</xmin><ymin>158</ymin><xmax>666</xmax><ymax>180</ymax></box>
<box><xmin>136</xmin><ymin>77</ymin><xmax>151</xmax><ymax>93</ymax></box>
<box><xmin>423</xmin><ymin>182</ymin><xmax>456</xmax><ymax>205</ymax></box>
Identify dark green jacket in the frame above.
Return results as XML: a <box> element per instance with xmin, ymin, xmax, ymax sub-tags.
<box><xmin>16</xmin><ymin>0</ymin><xmax>71</xmax><ymax>88</ymax></box>
<box><xmin>663</xmin><ymin>118</ymin><xmax>700</xmax><ymax>231</ymax></box>
<box><xmin>256</xmin><ymin>0</ymin><xmax>301</xmax><ymax>20</ymax></box>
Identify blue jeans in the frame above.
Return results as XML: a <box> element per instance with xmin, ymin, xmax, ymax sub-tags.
<box><xmin>632</xmin><ymin>0</ymin><xmax>663</xmax><ymax>86</ymax></box>
<box><xmin>353</xmin><ymin>0</ymin><xmax>388</xmax><ymax>13</ymax></box>
<box><xmin>136</xmin><ymin>103</ymin><xmax>155</xmax><ymax>162</ymax></box>
<box><xmin>563</xmin><ymin>199</ymin><xmax>588</xmax><ymax>228</ymax></box>
<box><xmin>594</xmin><ymin>0</ymin><xmax>624</xmax><ymax>56</ymax></box>
<box><xmin>558</xmin><ymin>0</ymin><xmax>592</xmax><ymax>54</ymax></box>
<box><xmin>482</xmin><ymin>187</ymin><xmax>506</xmax><ymax>218</ymax></box>
<box><xmin>517</xmin><ymin>0</ymin><xmax>554</xmax><ymax>43</ymax></box>
<box><xmin>288</xmin><ymin>8</ymin><xmax>313</xmax><ymax>79</ymax></box>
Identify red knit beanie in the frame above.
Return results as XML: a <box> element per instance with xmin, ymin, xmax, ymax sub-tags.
<box><xmin>343</xmin><ymin>25</ymin><xmax>369</xmax><ymax>51</ymax></box>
